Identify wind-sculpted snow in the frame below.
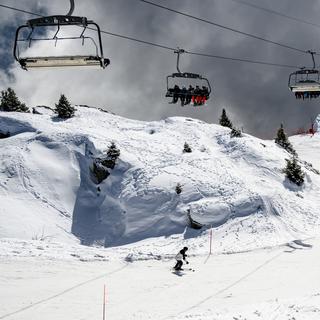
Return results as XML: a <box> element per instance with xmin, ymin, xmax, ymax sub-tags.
<box><xmin>1</xmin><ymin>107</ymin><xmax>320</xmax><ymax>249</ymax></box>
<box><xmin>0</xmin><ymin>115</ymin><xmax>36</xmax><ymax>136</ymax></box>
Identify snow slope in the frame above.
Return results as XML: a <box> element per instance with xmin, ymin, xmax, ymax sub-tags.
<box><xmin>0</xmin><ymin>237</ymin><xmax>319</xmax><ymax>320</ymax></box>
<box><xmin>290</xmin><ymin>131</ymin><xmax>320</xmax><ymax>171</ymax></box>
<box><xmin>1</xmin><ymin>106</ymin><xmax>320</xmax><ymax>320</ymax></box>
<box><xmin>1</xmin><ymin>106</ymin><xmax>320</xmax><ymax>250</ymax></box>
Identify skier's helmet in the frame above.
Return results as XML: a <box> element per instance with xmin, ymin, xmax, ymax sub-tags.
<box><xmin>183</xmin><ymin>246</ymin><xmax>188</xmax><ymax>251</ymax></box>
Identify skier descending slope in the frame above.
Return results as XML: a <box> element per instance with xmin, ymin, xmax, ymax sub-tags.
<box><xmin>174</xmin><ymin>247</ymin><xmax>189</xmax><ymax>271</ymax></box>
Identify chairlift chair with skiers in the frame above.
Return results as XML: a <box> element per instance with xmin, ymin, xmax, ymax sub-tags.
<box><xmin>288</xmin><ymin>50</ymin><xmax>320</xmax><ymax>99</ymax></box>
<box><xmin>166</xmin><ymin>48</ymin><xmax>212</xmax><ymax>106</ymax></box>
<box><xmin>13</xmin><ymin>0</ymin><xmax>109</xmax><ymax>70</ymax></box>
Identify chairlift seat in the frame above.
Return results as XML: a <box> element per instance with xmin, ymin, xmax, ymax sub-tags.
<box><xmin>14</xmin><ymin>15</ymin><xmax>109</xmax><ymax>70</ymax></box>
<box><xmin>165</xmin><ymin>90</ymin><xmax>209</xmax><ymax>98</ymax></box>
<box><xmin>19</xmin><ymin>55</ymin><xmax>109</xmax><ymax>70</ymax></box>
<box><xmin>290</xmin><ymin>83</ymin><xmax>320</xmax><ymax>93</ymax></box>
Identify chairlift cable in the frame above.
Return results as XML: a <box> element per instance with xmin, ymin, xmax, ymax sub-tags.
<box><xmin>228</xmin><ymin>0</ymin><xmax>320</xmax><ymax>30</ymax></box>
<box><xmin>0</xmin><ymin>2</ymin><xmax>300</xmax><ymax>69</ymax></box>
<box><xmin>0</xmin><ymin>3</ymin><xmax>41</xmax><ymax>16</ymax></box>
<box><xmin>96</xmin><ymin>29</ymin><xmax>176</xmax><ymax>51</ymax></box>
<box><xmin>79</xmin><ymin>26</ymin><xmax>301</xmax><ymax>69</ymax></box>
<box><xmin>137</xmin><ymin>0</ymin><xmax>310</xmax><ymax>55</ymax></box>
<box><xmin>85</xmin><ymin>29</ymin><xmax>300</xmax><ymax>69</ymax></box>
<box><xmin>186</xmin><ymin>50</ymin><xmax>299</xmax><ymax>69</ymax></box>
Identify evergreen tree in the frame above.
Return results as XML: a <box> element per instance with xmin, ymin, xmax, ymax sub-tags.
<box><xmin>219</xmin><ymin>108</ymin><xmax>233</xmax><ymax>129</ymax></box>
<box><xmin>107</xmin><ymin>142</ymin><xmax>120</xmax><ymax>161</ymax></box>
<box><xmin>230</xmin><ymin>127</ymin><xmax>242</xmax><ymax>138</ymax></box>
<box><xmin>283</xmin><ymin>157</ymin><xmax>304</xmax><ymax>186</ymax></box>
<box><xmin>275</xmin><ymin>124</ymin><xmax>297</xmax><ymax>155</ymax></box>
<box><xmin>183</xmin><ymin>142</ymin><xmax>192</xmax><ymax>153</ymax></box>
<box><xmin>100</xmin><ymin>142</ymin><xmax>121</xmax><ymax>169</ymax></box>
<box><xmin>0</xmin><ymin>87</ymin><xmax>29</xmax><ymax>112</ymax></box>
<box><xmin>55</xmin><ymin>94</ymin><xmax>75</xmax><ymax>119</ymax></box>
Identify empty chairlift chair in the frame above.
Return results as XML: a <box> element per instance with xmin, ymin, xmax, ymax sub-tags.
<box><xmin>13</xmin><ymin>0</ymin><xmax>109</xmax><ymax>70</ymax></box>
<box><xmin>288</xmin><ymin>50</ymin><xmax>320</xmax><ymax>99</ymax></box>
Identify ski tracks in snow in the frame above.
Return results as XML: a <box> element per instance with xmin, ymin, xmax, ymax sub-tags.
<box><xmin>0</xmin><ymin>263</ymin><xmax>129</xmax><ymax>320</ymax></box>
<box><xmin>163</xmin><ymin>249</ymin><xmax>285</xmax><ymax>320</ymax></box>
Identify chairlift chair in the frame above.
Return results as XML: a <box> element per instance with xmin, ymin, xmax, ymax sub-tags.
<box><xmin>288</xmin><ymin>50</ymin><xmax>320</xmax><ymax>99</ymax></box>
<box><xmin>13</xmin><ymin>1</ymin><xmax>109</xmax><ymax>70</ymax></box>
<box><xmin>166</xmin><ymin>49</ymin><xmax>212</xmax><ymax>106</ymax></box>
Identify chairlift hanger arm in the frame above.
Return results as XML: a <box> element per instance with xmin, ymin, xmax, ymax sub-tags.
<box><xmin>307</xmin><ymin>50</ymin><xmax>316</xmax><ymax>69</ymax></box>
<box><xmin>174</xmin><ymin>48</ymin><xmax>185</xmax><ymax>73</ymax></box>
<box><xmin>13</xmin><ymin>24</ymin><xmax>27</xmax><ymax>63</ymax></box>
<box><xmin>67</xmin><ymin>0</ymin><xmax>75</xmax><ymax>16</ymax></box>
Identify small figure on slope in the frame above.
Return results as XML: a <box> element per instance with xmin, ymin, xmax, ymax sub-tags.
<box><xmin>174</xmin><ymin>247</ymin><xmax>189</xmax><ymax>271</ymax></box>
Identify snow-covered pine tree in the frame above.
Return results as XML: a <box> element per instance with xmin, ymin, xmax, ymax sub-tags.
<box><xmin>55</xmin><ymin>94</ymin><xmax>75</xmax><ymax>119</ymax></box>
<box><xmin>219</xmin><ymin>108</ymin><xmax>233</xmax><ymax>129</ymax></box>
<box><xmin>92</xmin><ymin>142</ymin><xmax>120</xmax><ymax>182</ymax></box>
<box><xmin>230</xmin><ymin>127</ymin><xmax>242</xmax><ymax>138</ymax></box>
<box><xmin>183</xmin><ymin>142</ymin><xmax>192</xmax><ymax>153</ymax></box>
<box><xmin>0</xmin><ymin>88</ymin><xmax>29</xmax><ymax>112</ymax></box>
<box><xmin>107</xmin><ymin>142</ymin><xmax>120</xmax><ymax>161</ymax></box>
<box><xmin>275</xmin><ymin>123</ymin><xmax>297</xmax><ymax>156</ymax></box>
<box><xmin>283</xmin><ymin>157</ymin><xmax>304</xmax><ymax>186</ymax></box>
<box><xmin>103</xmin><ymin>142</ymin><xmax>120</xmax><ymax>169</ymax></box>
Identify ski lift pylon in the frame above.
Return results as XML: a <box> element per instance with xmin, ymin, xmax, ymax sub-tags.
<box><xmin>13</xmin><ymin>0</ymin><xmax>110</xmax><ymax>70</ymax></box>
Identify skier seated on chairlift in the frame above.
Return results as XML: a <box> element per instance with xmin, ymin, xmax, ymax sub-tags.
<box><xmin>185</xmin><ymin>85</ymin><xmax>194</xmax><ymax>105</ymax></box>
<box><xmin>171</xmin><ymin>84</ymin><xmax>181</xmax><ymax>104</ymax></box>
<box><xmin>295</xmin><ymin>91</ymin><xmax>320</xmax><ymax>100</ymax></box>
<box><xmin>180</xmin><ymin>86</ymin><xmax>187</xmax><ymax>106</ymax></box>
<box><xmin>192</xmin><ymin>86</ymin><xmax>207</xmax><ymax>106</ymax></box>
<box><xmin>192</xmin><ymin>86</ymin><xmax>201</xmax><ymax>106</ymax></box>
<box><xmin>174</xmin><ymin>246</ymin><xmax>189</xmax><ymax>271</ymax></box>
<box><xmin>197</xmin><ymin>86</ymin><xmax>209</xmax><ymax>105</ymax></box>
<box><xmin>202</xmin><ymin>86</ymin><xmax>209</xmax><ymax>98</ymax></box>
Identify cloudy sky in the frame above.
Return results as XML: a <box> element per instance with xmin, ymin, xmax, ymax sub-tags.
<box><xmin>1</xmin><ymin>0</ymin><xmax>320</xmax><ymax>138</ymax></box>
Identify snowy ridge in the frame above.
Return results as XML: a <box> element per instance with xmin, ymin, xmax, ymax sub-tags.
<box><xmin>0</xmin><ymin>106</ymin><xmax>320</xmax><ymax>250</ymax></box>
